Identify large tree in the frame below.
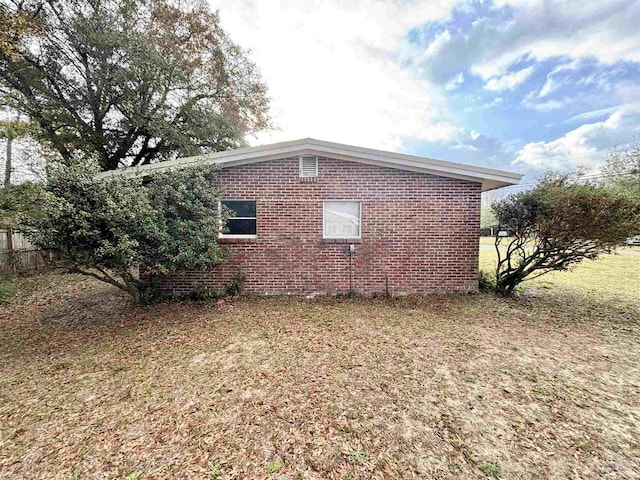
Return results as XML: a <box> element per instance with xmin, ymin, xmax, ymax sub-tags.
<box><xmin>0</xmin><ymin>0</ymin><xmax>270</xmax><ymax>171</ymax></box>
<box><xmin>490</xmin><ymin>172</ymin><xmax>640</xmax><ymax>295</ymax></box>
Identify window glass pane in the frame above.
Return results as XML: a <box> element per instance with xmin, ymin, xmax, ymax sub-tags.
<box><xmin>324</xmin><ymin>201</ymin><xmax>360</xmax><ymax>238</ymax></box>
<box><xmin>222</xmin><ymin>200</ymin><xmax>256</xmax><ymax>218</ymax></box>
<box><xmin>226</xmin><ymin>218</ymin><xmax>257</xmax><ymax>235</ymax></box>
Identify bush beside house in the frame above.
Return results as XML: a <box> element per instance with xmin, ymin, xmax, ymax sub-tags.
<box><xmin>20</xmin><ymin>161</ymin><xmax>228</xmax><ymax>304</ymax></box>
<box><xmin>489</xmin><ymin>172</ymin><xmax>640</xmax><ymax>295</ymax></box>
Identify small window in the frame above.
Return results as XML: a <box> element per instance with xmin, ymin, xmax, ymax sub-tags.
<box><xmin>323</xmin><ymin>201</ymin><xmax>361</xmax><ymax>239</ymax></box>
<box><xmin>221</xmin><ymin>200</ymin><xmax>257</xmax><ymax>237</ymax></box>
<box><xmin>299</xmin><ymin>155</ymin><xmax>318</xmax><ymax>178</ymax></box>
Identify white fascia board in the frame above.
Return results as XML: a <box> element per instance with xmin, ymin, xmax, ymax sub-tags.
<box><xmin>305</xmin><ymin>138</ymin><xmax>522</xmax><ymax>182</ymax></box>
<box><xmin>297</xmin><ymin>141</ymin><xmax>521</xmax><ymax>191</ymax></box>
<box><xmin>95</xmin><ymin>142</ymin><xmax>300</xmax><ymax>179</ymax></box>
<box><xmin>97</xmin><ymin>138</ymin><xmax>522</xmax><ymax>191</ymax></box>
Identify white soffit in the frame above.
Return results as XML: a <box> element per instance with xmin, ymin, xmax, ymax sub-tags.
<box><xmin>98</xmin><ymin>138</ymin><xmax>522</xmax><ymax>191</ymax></box>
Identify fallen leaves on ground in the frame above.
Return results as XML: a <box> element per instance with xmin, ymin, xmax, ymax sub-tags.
<box><xmin>1</xmin><ymin>273</ymin><xmax>639</xmax><ymax>479</ymax></box>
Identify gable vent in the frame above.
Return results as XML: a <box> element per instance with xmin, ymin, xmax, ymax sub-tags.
<box><xmin>299</xmin><ymin>155</ymin><xmax>318</xmax><ymax>178</ymax></box>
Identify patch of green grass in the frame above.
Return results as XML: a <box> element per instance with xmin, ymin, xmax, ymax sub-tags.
<box><xmin>462</xmin><ymin>374</ymin><xmax>476</xmax><ymax>383</ymax></box>
<box><xmin>347</xmin><ymin>450</ymin><xmax>369</xmax><ymax>466</ymax></box>
<box><xmin>266</xmin><ymin>460</ymin><xmax>283</xmax><ymax>473</ymax></box>
<box><xmin>478</xmin><ymin>461</ymin><xmax>501</xmax><ymax>478</ymax></box>
<box><xmin>125</xmin><ymin>472</ymin><xmax>142</xmax><ymax>480</ymax></box>
<box><xmin>530</xmin><ymin>386</ymin><xmax>564</xmax><ymax>404</ymax></box>
<box><xmin>205</xmin><ymin>462</ymin><xmax>221</xmax><ymax>478</ymax></box>
<box><xmin>39</xmin><ymin>405</ymin><xmax>55</xmax><ymax>417</ymax></box>
<box><xmin>0</xmin><ymin>276</ymin><xmax>16</xmax><ymax>304</ymax></box>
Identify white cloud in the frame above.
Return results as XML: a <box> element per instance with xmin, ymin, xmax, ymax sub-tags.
<box><xmin>560</xmin><ymin>104</ymin><xmax>634</xmax><ymax>125</ymax></box>
<box><xmin>521</xmin><ymin>95</ymin><xmax>567</xmax><ymax>112</ymax></box>
<box><xmin>538</xmin><ymin>61</ymin><xmax>579</xmax><ymax>97</ymax></box>
<box><xmin>484</xmin><ymin>66</ymin><xmax>534</xmax><ymax>91</ymax></box>
<box><xmin>210</xmin><ymin>0</ymin><xmax>463</xmax><ymax>151</ymax></box>
<box><xmin>514</xmin><ymin>105</ymin><xmax>640</xmax><ymax>170</ymax></box>
<box><xmin>424</xmin><ymin>0</ymin><xmax>640</xmax><ymax>84</ymax></box>
<box><xmin>463</xmin><ymin>97</ymin><xmax>503</xmax><ymax>112</ymax></box>
<box><xmin>444</xmin><ymin>72</ymin><xmax>464</xmax><ymax>91</ymax></box>
<box><xmin>522</xmin><ymin>71</ymin><xmax>640</xmax><ymax>114</ymax></box>
<box><xmin>425</xmin><ymin>29</ymin><xmax>452</xmax><ymax>58</ymax></box>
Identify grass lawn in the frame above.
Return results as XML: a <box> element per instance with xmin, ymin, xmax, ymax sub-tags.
<box><xmin>1</xmin><ymin>266</ymin><xmax>639</xmax><ymax>479</ymax></box>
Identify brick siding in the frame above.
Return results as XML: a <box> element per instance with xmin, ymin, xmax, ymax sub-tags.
<box><xmin>155</xmin><ymin>156</ymin><xmax>481</xmax><ymax>296</ymax></box>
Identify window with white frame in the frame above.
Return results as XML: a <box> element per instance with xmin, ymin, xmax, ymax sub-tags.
<box><xmin>220</xmin><ymin>200</ymin><xmax>257</xmax><ymax>236</ymax></box>
<box><xmin>299</xmin><ymin>155</ymin><xmax>318</xmax><ymax>178</ymax></box>
<box><xmin>323</xmin><ymin>201</ymin><xmax>361</xmax><ymax>239</ymax></box>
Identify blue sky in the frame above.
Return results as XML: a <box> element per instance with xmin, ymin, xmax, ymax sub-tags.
<box><xmin>210</xmin><ymin>0</ymin><xmax>640</xmax><ymax>188</ymax></box>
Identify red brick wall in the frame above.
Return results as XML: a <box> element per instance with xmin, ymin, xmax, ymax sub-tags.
<box><xmin>156</xmin><ymin>157</ymin><xmax>481</xmax><ymax>296</ymax></box>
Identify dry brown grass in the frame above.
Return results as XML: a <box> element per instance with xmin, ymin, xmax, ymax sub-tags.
<box><xmin>1</xmin><ymin>273</ymin><xmax>639</xmax><ymax>479</ymax></box>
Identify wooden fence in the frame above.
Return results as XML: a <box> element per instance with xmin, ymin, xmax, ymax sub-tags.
<box><xmin>0</xmin><ymin>229</ymin><xmax>56</xmax><ymax>275</ymax></box>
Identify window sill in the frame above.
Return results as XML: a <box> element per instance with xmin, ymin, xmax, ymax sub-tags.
<box><xmin>299</xmin><ymin>176</ymin><xmax>318</xmax><ymax>183</ymax></box>
<box><xmin>219</xmin><ymin>235</ymin><xmax>258</xmax><ymax>244</ymax></box>
<box><xmin>322</xmin><ymin>238</ymin><xmax>362</xmax><ymax>244</ymax></box>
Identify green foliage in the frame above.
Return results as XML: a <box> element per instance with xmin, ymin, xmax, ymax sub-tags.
<box><xmin>0</xmin><ymin>0</ymin><xmax>270</xmax><ymax>171</ymax></box>
<box><xmin>478</xmin><ymin>462</ymin><xmax>501</xmax><ymax>478</ymax></box>
<box><xmin>0</xmin><ymin>276</ymin><xmax>16</xmax><ymax>304</ymax></box>
<box><xmin>19</xmin><ymin>159</ymin><xmax>228</xmax><ymax>303</ymax></box>
<box><xmin>480</xmin><ymin>202</ymin><xmax>498</xmax><ymax>229</ymax></box>
<box><xmin>347</xmin><ymin>450</ymin><xmax>369</xmax><ymax>466</ymax></box>
<box><xmin>0</xmin><ymin>118</ymin><xmax>37</xmax><ymax>140</ymax></box>
<box><xmin>602</xmin><ymin>144</ymin><xmax>640</xmax><ymax>200</ymax></box>
<box><xmin>265</xmin><ymin>460</ymin><xmax>283</xmax><ymax>473</ymax></box>
<box><xmin>478</xmin><ymin>270</ymin><xmax>496</xmax><ymax>293</ymax></box>
<box><xmin>491</xmin><ymin>171</ymin><xmax>640</xmax><ymax>295</ymax></box>
<box><xmin>462</xmin><ymin>374</ymin><xmax>476</xmax><ymax>383</ymax></box>
<box><xmin>188</xmin><ymin>285</ymin><xmax>225</xmax><ymax>302</ymax></box>
<box><xmin>205</xmin><ymin>462</ymin><xmax>222</xmax><ymax>478</ymax></box>
<box><xmin>183</xmin><ymin>272</ymin><xmax>243</xmax><ymax>302</ymax></box>
<box><xmin>225</xmin><ymin>272</ymin><xmax>245</xmax><ymax>297</ymax></box>
<box><xmin>0</xmin><ymin>4</ymin><xmax>40</xmax><ymax>59</ymax></box>
<box><xmin>0</xmin><ymin>181</ymin><xmax>43</xmax><ymax>227</ymax></box>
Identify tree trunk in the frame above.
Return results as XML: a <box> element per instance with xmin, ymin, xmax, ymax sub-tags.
<box><xmin>495</xmin><ymin>270</ymin><xmax>523</xmax><ymax>296</ymax></box>
<box><xmin>5</xmin><ymin>228</ymin><xmax>15</xmax><ymax>273</ymax></box>
<box><xmin>4</xmin><ymin>136</ymin><xmax>12</xmax><ymax>188</ymax></box>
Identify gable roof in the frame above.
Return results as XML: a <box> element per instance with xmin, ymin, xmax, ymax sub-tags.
<box><xmin>99</xmin><ymin>138</ymin><xmax>522</xmax><ymax>191</ymax></box>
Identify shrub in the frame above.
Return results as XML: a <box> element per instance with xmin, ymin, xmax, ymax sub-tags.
<box><xmin>491</xmin><ymin>171</ymin><xmax>640</xmax><ymax>295</ymax></box>
<box><xmin>20</xmin><ymin>159</ymin><xmax>228</xmax><ymax>304</ymax></box>
<box><xmin>225</xmin><ymin>272</ymin><xmax>245</xmax><ymax>297</ymax></box>
<box><xmin>478</xmin><ymin>270</ymin><xmax>496</xmax><ymax>293</ymax></box>
<box><xmin>188</xmin><ymin>285</ymin><xmax>225</xmax><ymax>302</ymax></box>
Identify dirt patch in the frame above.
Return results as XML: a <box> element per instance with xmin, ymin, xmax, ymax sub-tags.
<box><xmin>1</xmin><ymin>273</ymin><xmax>639</xmax><ymax>479</ymax></box>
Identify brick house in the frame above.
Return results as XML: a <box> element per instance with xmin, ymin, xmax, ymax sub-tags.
<box><xmin>133</xmin><ymin>138</ymin><xmax>521</xmax><ymax>296</ymax></box>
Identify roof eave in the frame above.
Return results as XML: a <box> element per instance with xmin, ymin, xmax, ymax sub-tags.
<box><xmin>96</xmin><ymin>138</ymin><xmax>523</xmax><ymax>191</ymax></box>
